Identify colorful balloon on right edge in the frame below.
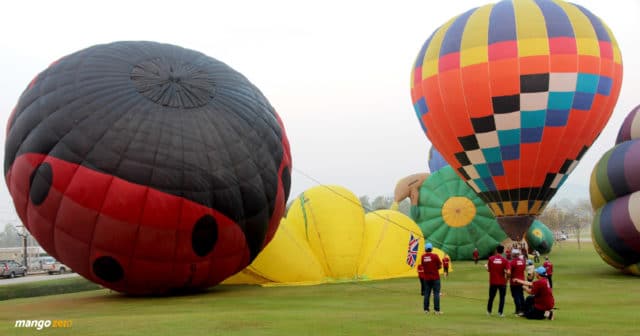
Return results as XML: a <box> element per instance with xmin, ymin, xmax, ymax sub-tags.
<box><xmin>411</xmin><ymin>0</ymin><xmax>623</xmax><ymax>241</ymax></box>
<box><xmin>590</xmin><ymin>105</ymin><xmax>640</xmax><ymax>276</ymax></box>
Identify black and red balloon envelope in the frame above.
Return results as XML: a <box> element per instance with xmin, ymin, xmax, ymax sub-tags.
<box><xmin>4</xmin><ymin>41</ymin><xmax>292</xmax><ymax>294</ymax></box>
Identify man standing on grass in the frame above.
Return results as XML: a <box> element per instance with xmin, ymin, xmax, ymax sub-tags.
<box><xmin>473</xmin><ymin>248</ymin><xmax>480</xmax><ymax>265</ymax></box>
<box><xmin>509</xmin><ymin>249</ymin><xmax>526</xmax><ymax>316</ymax></box>
<box><xmin>442</xmin><ymin>254</ymin><xmax>450</xmax><ymax>279</ymax></box>
<box><xmin>420</xmin><ymin>242</ymin><xmax>443</xmax><ymax>315</ymax></box>
<box><xmin>543</xmin><ymin>256</ymin><xmax>554</xmax><ymax>288</ymax></box>
<box><xmin>486</xmin><ymin>245</ymin><xmax>511</xmax><ymax>317</ymax></box>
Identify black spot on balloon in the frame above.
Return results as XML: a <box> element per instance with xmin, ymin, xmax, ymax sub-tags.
<box><xmin>192</xmin><ymin>215</ymin><xmax>218</xmax><ymax>257</ymax></box>
<box><xmin>281</xmin><ymin>166</ymin><xmax>291</xmax><ymax>202</ymax></box>
<box><xmin>93</xmin><ymin>256</ymin><xmax>124</xmax><ymax>283</ymax></box>
<box><xmin>29</xmin><ymin>163</ymin><xmax>52</xmax><ymax>206</ymax></box>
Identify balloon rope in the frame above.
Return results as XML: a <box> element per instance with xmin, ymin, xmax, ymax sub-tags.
<box><xmin>292</xmin><ymin>168</ymin><xmax>425</xmax><ymax>239</ymax></box>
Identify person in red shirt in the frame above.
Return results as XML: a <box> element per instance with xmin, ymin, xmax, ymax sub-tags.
<box><xmin>420</xmin><ymin>242</ymin><xmax>442</xmax><ymax>315</ymax></box>
<box><xmin>473</xmin><ymin>248</ymin><xmax>480</xmax><ymax>265</ymax></box>
<box><xmin>509</xmin><ymin>249</ymin><xmax>526</xmax><ymax>316</ymax></box>
<box><xmin>442</xmin><ymin>255</ymin><xmax>450</xmax><ymax>279</ymax></box>
<box><xmin>543</xmin><ymin>256</ymin><xmax>554</xmax><ymax>288</ymax></box>
<box><xmin>505</xmin><ymin>248</ymin><xmax>512</xmax><ymax>260</ymax></box>
<box><xmin>515</xmin><ymin>266</ymin><xmax>555</xmax><ymax>320</ymax></box>
<box><xmin>486</xmin><ymin>245</ymin><xmax>511</xmax><ymax>317</ymax></box>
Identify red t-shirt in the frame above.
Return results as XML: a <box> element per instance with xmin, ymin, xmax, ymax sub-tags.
<box><xmin>473</xmin><ymin>250</ymin><xmax>479</xmax><ymax>259</ymax></box>
<box><xmin>543</xmin><ymin>261</ymin><xmax>553</xmax><ymax>275</ymax></box>
<box><xmin>509</xmin><ymin>257</ymin><xmax>526</xmax><ymax>286</ymax></box>
<box><xmin>417</xmin><ymin>264</ymin><xmax>426</xmax><ymax>280</ymax></box>
<box><xmin>420</xmin><ymin>252</ymin><xmax>442</xmax><ymax>280</ymax></box>
<box><xmin>488</xmin><ymin>254</ymin><xmax>511</xmax><ymax>285</ymax></box>
<box><xmin>531</xmin><ymin>277</ymin><xmax>554</xmax><ymax>310</ymax></box>
<box><xmin>443</xmin><ymin>257</ymin><xmax>450</xmax><ymax>268</ymax></box>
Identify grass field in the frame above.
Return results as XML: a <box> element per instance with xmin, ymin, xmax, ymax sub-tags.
<box><xmin>0</xmin><ymin>241</ymin><xmax>638</xmax><ymax>335</ymax></box>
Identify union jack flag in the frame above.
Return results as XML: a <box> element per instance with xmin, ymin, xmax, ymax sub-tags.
<box><xmin>406</xmin><ymin>233</ymin><xmax>419</xmax><ymax>267</ymax></box>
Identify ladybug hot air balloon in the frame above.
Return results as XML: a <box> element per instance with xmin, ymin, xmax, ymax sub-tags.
<box><xmin>4</xmin><ymin>41</ymin><xmax>292</xmax><ymax>295</ymax></box>
<box><xmin>410</xmin><ymin>0</ymin><xmax>622</xmax><ymax>240</ymax></box>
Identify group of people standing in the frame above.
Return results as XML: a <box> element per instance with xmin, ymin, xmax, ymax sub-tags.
<box><xmin>486</xmin><ymin>245</ymin><xmax>555</xmax><ymax>320</ymax></box>
<box><xmin>418</xmin><ymin>243</ymin><xmax>555</xmax><ymax>320</ymax></box>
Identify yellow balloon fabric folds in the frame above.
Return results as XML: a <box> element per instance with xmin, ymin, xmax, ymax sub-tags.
<box><xmin>224</xmin><ymin>185</ymin><xmax>450</xmax><ymax>286</ymax></box>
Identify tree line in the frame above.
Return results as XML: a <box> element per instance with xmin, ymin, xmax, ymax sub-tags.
<box><xmin>1</xmin><ymin>196</ymin><xmax>592</xmax><ymax>248</ymax></box>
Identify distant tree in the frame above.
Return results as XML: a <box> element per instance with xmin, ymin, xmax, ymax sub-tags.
<box><xmin>359</xmin><ymin>196</ymin><xmax>372</xmax><ymax>213</ymax></box>
<box><xmin>538</xmin><ymin>205</ymin><xmax>563</xmax><ymax>232</ymax></box>
<box><xmin>397</xmin><ymin>199</ymin><xmax>411</xmax><ymax>217</ymax></box>
<box><xmin>0</xmin><ymin>223</ymin><xmax>20</xmax><ymax>248</ymax></box>
<box><xmin>371</xmin><ymin>196</ymin><xmax>393</xmax><ymax>210</ymax></box>
<box><xmin>571</xmin><ymin>199</ymin><xmax>593</xmax><ymax>249</ymax></box>
<box><xmin>539</xmin><ymin>198</ymin><xmax>593</xmax><ymax>249</ymax></box>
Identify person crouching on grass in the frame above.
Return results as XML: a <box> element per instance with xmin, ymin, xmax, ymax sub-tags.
<box><xmin>514</xmin><ymin>266</ymin><xmax>555</xmax><ymax>320</ymax></box>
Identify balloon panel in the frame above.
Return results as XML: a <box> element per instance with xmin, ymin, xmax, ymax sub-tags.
<box><xmin>411</xmin><ymin>0</ymin><xmax>622</xmax><ymax>218</ymax></box>
<box><xmin>428</xmin><ymin>147</ymin><xmax>449</xmax><ymax>172</ymax></box>
<box><xmin>616</xmin><ymin>105</ymin><xmax>640</xmax><ymax>144</ymax></box>
<box><xmin>589</xmin><ymin>139</ymin><xmax>640</xmax><ymax>209</ymax></box>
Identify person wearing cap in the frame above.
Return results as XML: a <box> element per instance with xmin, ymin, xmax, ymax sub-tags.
<box><xmin>420</xmin><ymin>242</ymin><xmax>443</xmax><ymax>315</ymax></box>
<box><xmin>515</xmin><ymin>266</ymin><xmax>555</xmax><ymax>320</ymax></box>
<box><xmin>543</xmin><ymin>256</ymin><xmax>554</xmax><ymax>288</ymax></box>
<box><xmin>486</xmin><ymin>245</ymin><xmax>511</xmax><ymax>317</ymax></box>
<box><xmin>509</xmin><ymin>249</ymin><xmax>526</xmax><ymax>316</ymax></box>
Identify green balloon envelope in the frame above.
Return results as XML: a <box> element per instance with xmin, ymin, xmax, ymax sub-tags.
<box><xmin>411</xmin><ymin>166</ymin><xmax>506</xmax><ymax>260</ymax></box>
<box><xmin>525</xmin><ymin>220</ymin><xmax>554</xmax><ymax>254</ymax></box>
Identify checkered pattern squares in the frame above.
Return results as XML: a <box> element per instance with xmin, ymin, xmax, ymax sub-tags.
<box><xmin>492</xmin><ymin>95</ymin><xmax>519</xmax><ymax>114</ymax></box>
<box><xmin>448</xmin><ymin>72</ymin><xmax>610</xmax><ymax>206</ymax></box>
<box><xmin>466</xmin><ymin>149</ymin><xmax>486</xmax><ymax>164</ymax></box>
<box><xmin>520</xmin><ymin>92</ymin><xmax>548</xmax><ymax>111</ymax></box>
<box><xmin>476</xmin><ymin>132</ymin><xmax>499</xmax><ymax>148</ymax></box>
<box><xmin>549</xmin><ymin>73</ymin><xmax>577</xmax><ymax>92</ymax></box>
<box><xmin>471</xmin><ymin>116</ymin><xmax>496</xmax><ymax>133</ymax></box>
<box><xmin>495</xmin><ymin>112</ymin><xmax>521</xmax><ymax>130</ymax></box>
<box><xmin>520</xmin><ymin>74</ymin><xmax>549</xmax><ymax>93</ymax></box>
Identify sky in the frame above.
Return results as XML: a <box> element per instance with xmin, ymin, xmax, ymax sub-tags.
<box><xmin>0</xmin><ymin>0</ymin><xmax>639</xmax><ymax>226</ymax></box>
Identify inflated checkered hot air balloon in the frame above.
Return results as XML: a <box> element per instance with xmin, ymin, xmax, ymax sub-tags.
<box><xmin>4</xmin><ymin>41</ymin><xmax>292</xmax><ymax>294</ymax></box>
<box><xmin>410</xmin><ymin>0</ymin><xmax>623</xmax><ymax>241</ymax></box>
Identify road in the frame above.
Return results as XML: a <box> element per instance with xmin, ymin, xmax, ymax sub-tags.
<box><xmin>0</xmin><ymin>272</ymin><xmax>79</xmax><ymax>286</ymax></box>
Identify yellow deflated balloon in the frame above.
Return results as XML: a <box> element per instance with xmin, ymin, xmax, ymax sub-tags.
<box><xmin>224</xmin><ymin>185</ymin><xmax>449</xmax><ymax>286</ymax></box>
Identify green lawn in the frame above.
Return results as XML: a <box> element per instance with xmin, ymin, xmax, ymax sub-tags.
<box><xmin>0</xmin><ymin>242</ymin><xmax>638</xmax><ymax>336</ymax></box>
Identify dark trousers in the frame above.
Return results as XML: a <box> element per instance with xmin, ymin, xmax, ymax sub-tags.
<box><xmin>547</xmin><ymin>275</ymin><xmax>553</xmax><ymax>288</ymax></box>
<box><xmin>510</xmin><ymin>285</ymin><xmax>525</xmax><ymax>313</ymax></box>
<box><xmin>419</xmin><ymin>278</ymin><xmax>424</xmax><ymax>295</ymax></box>
<box><xmin>523</xmin><ymin>295</ymin><xmax>546</xmax><ymax>319</ymax></box>
<box><xmin>487</xmin><ymin>285</ymin><xmax>506</xmax><ymax>314</ymax></box>
<box><xmin>423</xmin><ymin>279</ymin><xmax>441</xmax><ymax>312</ymax></box>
